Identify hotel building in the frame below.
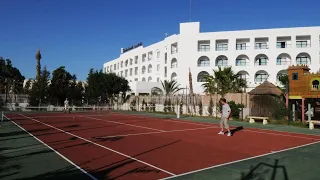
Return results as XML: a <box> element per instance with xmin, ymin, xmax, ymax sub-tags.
<box><xmin>103</xmin><ymin>22</ymin><xmax>320</xmax><ymax>95</ymax></box>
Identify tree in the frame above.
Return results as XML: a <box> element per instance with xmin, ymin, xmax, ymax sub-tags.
<box><xmin>151</xmin><ymin>80</ymin><xmax>183</xmax><ymax>96</ymax></box>
<box><xmin>49</xmin><ymin>66</ymin><xmax>75</xmax><ymax>105</ymax></box>
<box><xmin>208</xmin><ymin>97</ymin><xmax>214</xmax><ymax>116</ymax></box>
<box><xmin>0</xmin><ymin>57</ymin><xmax>25</xmax><ymax>102</ymax></box>
<box><xmin>28</xmin><ymin>67</ymin><xmax>50</xmax><ymax>106</ymax></box>
<box><xmin>23</xmin><ymin>79</ymin><xmax>32</xmax><ymax>94</ymax></box>
<box><xmin>85</xmin><ymin>69</ymin><xmax>131</xmax><ymax>105</ymax></box>
<box><xmin>202</xmin><ymin>66</ymin><xmax>247</xmax><ymax>97</ymax></box>
<box><xmin>35</xmin><ymin>48</ymin><xmax>42</xmax><ymax>81</ymax></box>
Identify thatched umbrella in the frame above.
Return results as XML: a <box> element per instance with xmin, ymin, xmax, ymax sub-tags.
<box><xmin>248</xmin><ymin>81</ymin><xmax>285</xmax><ymax>118</ymax></box>
<box><xmin>248</xmin><ymin>81</ymin><xmax>283</xmax><ymax>96</ymax></box>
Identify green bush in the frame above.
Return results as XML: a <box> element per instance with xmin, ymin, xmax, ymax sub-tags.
<box><xmin>227</xmin><ymin>101</ymin><xmax>244</xmax><ymax>119</ymax></box>
<box><xmin>141</xmin><ymin>99</ymin><xmax>145</xmax><ymax>111</ymax></box>
<box><xmin>198</xmin><ymin>100</ymin><xmax>203</xmax><ymax>116</ymax></box>
<box><xmin>179</xmin><ymin>100</ymin><xmax>183</xmax><ymax>115</ymax></box>
<box><xmin>208</xmin><ymin>97</ymin><xmax>214</xmax><ymax>116</ymax></box>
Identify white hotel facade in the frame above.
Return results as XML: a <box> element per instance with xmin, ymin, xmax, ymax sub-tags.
<box><xmin>103</xmin><ymin>22</ymin><xmax>320</xmax><ymax>95</ymax></box>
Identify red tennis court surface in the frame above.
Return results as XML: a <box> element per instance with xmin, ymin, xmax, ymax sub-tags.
<box><xmin>5</xmin><ymin>111</ymin><xmax>320</xmax><ymax>180</ymax></box>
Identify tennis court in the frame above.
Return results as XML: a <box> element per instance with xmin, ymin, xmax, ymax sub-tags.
<box><xmin>1</xmin><ymin>109</ymin><xmax>320</xmax><ymax>180</ymax></box>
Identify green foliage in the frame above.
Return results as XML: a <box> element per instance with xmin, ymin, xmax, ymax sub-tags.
<box><xmin>179</xmin><ymin>100</ymin><xmax>183</xmax><ymax>115</ymax></box>
<box><xmin>202</xmin><ymin>66</ymin><xmax>247</xmax><ymax>96</ymax></box>
<box><xmin>28</xmin><ymin>67</ymin><xmax>50</xmax><ymax>106</ymax></box>
<box><xmin>198</xmin><ymin>100</ymin><xmax>203</xmax><ymax>116</ymax></box>
<box><xmin>151</xmin><ymin>80</ymin><xmax>183</xmax><ymax>96</ymax></box>
<box><xmin>0</xmin><ymin>57</ymin><xmax>25</xmax><ymax>99</ymax></box>
<box><xmin>48</xmin><ymin>66</ymin><xmax>79</xmax><ymax>105</ymax></box>
<box><xmin>85</xmin><ymin>69</ymin><xmax>131</xmax><ymax>105</ymax></box>
<box><xmin>167</xmin><ymin>98</ymin><xmax>172</xmax><ymax>112</ymax></box>
<box><xmin>130</xmin><ymin>99</ymin><xmax>136</xmax><ymax>111</ymax></box>
<box><xmin>141</xmin><ymin>99</ymin><xmax>146</xmax><ymax>110</ymax></box>
<box><xmin>208</xmin><ymin>97</ymin><xmax>214</xmax><ymax>116</ymax></box>
<box><xmin>163</xmin><ymin>99</ymin><xmax>167</xmax><ymax>113</ymax></box>
<box><xmin>227</xmin><ymin>101</ymin><xmax>244</xmax><ymax>119</ymax></box>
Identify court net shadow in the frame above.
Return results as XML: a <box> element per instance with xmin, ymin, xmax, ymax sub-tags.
<box><xmin>240</xmin><ymin>159</ymin><xmax>289</xmax><ymax>180</ymax></box>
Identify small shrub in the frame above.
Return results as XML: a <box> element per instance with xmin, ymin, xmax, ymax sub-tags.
<box><xmin>130</xmin><ymin>99</ymin><xmax>136</xmax><ymax>111</ymax></box>
<box><xmin>163</xmin><ymin>99</ymin><xmax>167</xmax><ymax>113</ymax></box>
<box><xmin>167</xmin><ymin>98</ymin><xmax>172</xmax><ymax>112</ymax></box>
<box><xmin>227</xmin><ymin>101</ymin><xmax>244</xmax><ymax>119</ymax></box>
<box><xmin>141</xmin><ymin>99</ymin><xmax>145</xmax><ymax>111</ymax></box>
<box><xmin>208</xmin><ymin>96</ymin><xmax>214</xmax><ymax>116</ymax></box>
<box><xmin>198</xmin><ymin>100</ymin><xmax>203</xmax><ymax>116</ymax></box>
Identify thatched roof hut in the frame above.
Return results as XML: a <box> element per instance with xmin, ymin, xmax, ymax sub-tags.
<box><xmin>248</xmin><ymin>81</ymin><xmax>286</xmax><ymax>119</ymax></box>
<box><xmin>248</xmin><ymin>81</ymin><xmax>283</xmax><ymax>96</ymax></box>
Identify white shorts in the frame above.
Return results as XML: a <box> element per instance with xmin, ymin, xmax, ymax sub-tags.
<box><xmin>64</xmin><ymin>105</ymin><xmax>68</xmax><ymax>109</ymax></box>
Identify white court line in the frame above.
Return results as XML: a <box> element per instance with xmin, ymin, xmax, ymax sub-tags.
<box><xmin>160</xmin><ymin>140</ymin><xmax>320</xmax><ymax>180</ymax></box>
<box><xmin>19</xmin><ymin>114</ymin><xmax>175</xmax><ymax>176</ymax></box>
<box><xmin>4</xmin><ymin>115</ymin><xmax>98</xmax><ymax>180</ymax></box>
<box><xmin>94</xmin><ymin>126</ymin><xmax>217</xmax><ymax>139</ymax></box>
<box><xmin>81</xmin><ymin>116</ymin><xmax>166</xmax><ymax>132</ymax></box>
<box><xmin>111</xmin><ymin>112</ymin><xmax>320</xmax><ymax>138</ymax></box>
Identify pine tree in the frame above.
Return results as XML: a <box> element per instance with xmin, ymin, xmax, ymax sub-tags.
<box><xmin>198</xmin><ymin>100</ymin><xmax>203</xmax><ymax>116</ymax></box>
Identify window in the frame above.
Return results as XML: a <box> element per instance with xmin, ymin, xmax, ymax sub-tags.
<box><xmin>216</xmin><ymin>59</ymin><xmax>228</xmax><ymax>66</ymax></box>
<box><xmin>135</xmin><ymin>67</ymin><xmax>138</xmax><ymax>75</ymax></box>
<box><xmin>165</xmin><ymin>53</ymin><xmax>167</xmax><ymax>64</ymax></box>
<box><xmin>312</xmin><ymin>80</ymin><xmax>319</xmax><ymax>90</ymax></box>
<box><xmin>164</xmin><ymin>67</ymin><xmax>167</xmax><ymax>77</ymax></box>
<box><xmin>134</xmin><ymin>78</ymin><xmax>138</xmax><ymax>81</ymax></box>
<box><xmin>277</xmin><ymin>58</ymin><xmax>290</xmax><ymax>65</ymax></box>
<box><xmin>216</xmin><ymin>44</ymin><xmax>228</xmax><ymax>51</ymax></box>
<box><xmin>157</xmin><ymin>51</ymin><xmax>160</xmax><ymax>58</ymax></box>
<box><xmin>135</xmin><ymin>56</ymin><xmax>138</xmax><ymax>64</ymax></box>
<box><xmin>114</xmin><ymin>64</ymin><xmax>116</xmax><ymax>70</ymax></box>
<box><xmin>255</xmin><ymin>73</ymin><xmax>268</xmax><ymax>82</ymax></box>
<box><xmin>236</xmin><ymin>59</ymin><xmax>248</xmax><ymax>66</ymax></box>
<box><xmin>236</xmin><ymin>43</ymin><xmax>247</xmax><ymax>50</ymax></box>
<box><xmin>129</xmin><ymin>68</ymin><xmax>132</xmax><ymax>76</ymax></box>
<box><xmin>130</xmin><ymin>59</ymin><xmax>133</xmax><ymax>65</ymax></box>
<box><xmin>296</xmin><ymin>57</ymin><xmax>309</xmax><ymax>65</ymax></box>
<box><xmin>198</xmin><ymin>45</ymin><xmax>210</xmax><ymax>51</ymax></box>
<box><xmin>120</xmin><ymin>71</ymin><xmax>123</xmax><ymax>77</ymax></box>
<box><xmin>255</xmin><ymin>58</ymin><xmax>267</xmax><ymax>66</ymax></box>
<box><xmin>157</xmin><ymin>64</ymin><xmax>160</xmax><ymax>71</ymax></box>
<box><xmin>277</xmin><ymin>42</ymin><xmax>286</xmax><ymax>48</ymax></box>
<box><xmin>125</xmin><ymin>70</ymin><xmax>128</xmax><ymax>77</ymax></box>
<box><xmin>238</xmin><ymin>73</ymin><xmax>248</xmax><ymax>81</ymax></box>
<box><xmin>198</xmin><ymin>57</ymin><xmax>210</xmax><ymax>67</ymax></box>
<box><xmin>157</xmin><ymin>77</ymin><xmax>160</xmax><ymax>82</ymax></box>
<box><xmin>296</xmin><ymin>41</ymin><xmax>308</xmax><ymax>48</ymax></box>
<box><xmin>255</xmin><ymin>43</ymin><xmax>268</xmax><ymax>49</ymax></box>
<box><xmin>292</xmin><ymin>73</ymin><xmax>298</xmax><ymax>80</ymax></box>
<box><xmin>121</xmin><ymin>61</ymin><xmax>123</xmax><ymax>68</ymax></box>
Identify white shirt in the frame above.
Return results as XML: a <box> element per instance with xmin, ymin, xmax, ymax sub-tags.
<box><xmin>222</xmin><ymin>103</ymin><xmax>231</xmax><ymax>118</ymax></box>
<box><xmin>64</xmin><ymin>100</ymin><xmax>69</xmax><ymax>106</ymax></box>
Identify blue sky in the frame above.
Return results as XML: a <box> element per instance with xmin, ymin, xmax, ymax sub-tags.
<box><xmin>0</xmin><ymin>0</ymin><xmax>319</xmax><ymax>80</ymax></box>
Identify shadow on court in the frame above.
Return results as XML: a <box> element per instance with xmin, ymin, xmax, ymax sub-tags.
<box><xmin>240</xmin><ymin>159</ymin><xmax>289</xmax><ymax>180</ymax></box>
<box><xmin>230</xmin><ymin>126</ymin><xmax>244</xmax><ymax>135</ymax></box>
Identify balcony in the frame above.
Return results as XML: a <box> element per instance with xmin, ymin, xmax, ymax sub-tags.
<box><xmin>236</xmin><ymin>38</ymin><xmax>250</xmax><ymax>50</ymax></box>
<box><xmin>198</xmin><ymin>40</ymin><xmax>210</xmax><ymax>52</ymax></box>
<box><xmin>255</xmin><ymin>37</ymin><xmax>269</xmax><ymax>49</ymax></box>
<box><xmin>142</xmin><ymin>54</ymin><xmax>146</xmax><ymax>62</ymax></box>
<box><xmin>171</xmin><ymin>43</ymin><xmax>178</xmax><ymax>54</ymax></box>
<box><xmin>216</xmin><ymin>39</ymin><xmax>228</xmax><ymax>51</ymax></box>
<box><xmin>296</xmin><ymin>35</ymin><xmax>311</xmax><ymax>48</ymax></box>
<box><xmin>148</xmin><ymin>51</ymin><xmax>153</xmax><ymax>61</ymax></box>
<box><xmin>277</xmin><ymin>36</ymin><xmax>291</xmax><ymax>48</ymax></box>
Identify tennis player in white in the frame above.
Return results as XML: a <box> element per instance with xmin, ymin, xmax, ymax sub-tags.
<box><xmin>64</xmin><ymin>98</ymin><xmax>70</xmax><ymax>113</ymax></box>
<box><xmin>218</xmin><ymin>98</ymin><xmax>232</xmax><ymax>136</ymax></box>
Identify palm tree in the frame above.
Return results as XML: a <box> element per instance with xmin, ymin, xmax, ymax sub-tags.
<box><xmin>151</xmin><ymin>80</ymin><xmax>183</xmax><ymax>96</ymax></box>
<box><xmin>35</xmin><ymin>48</ymin><xmax>42</xmax><ymax>81</ymax></box>
<box><xmin>202</xmin><ymin>66</ymin><xmax>247</xmax><ymax>97</ymax></box>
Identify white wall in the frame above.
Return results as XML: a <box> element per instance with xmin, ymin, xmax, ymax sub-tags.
<box><xmin>104</xmin><ymin>22</ymin><xmax>320</xmax><ymax>95</ymax></box>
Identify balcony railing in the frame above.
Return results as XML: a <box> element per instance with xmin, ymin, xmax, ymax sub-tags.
<box><xmin>311</xmin><ymin>85</ymin><xmax>319</xmax><ymax>91</ymax></box>
<box><xmin>198</xmin><ymin>47</ymin><xmax>210</xmax><ymax>52</ymax></box>
<box><xmin>216</xmin><ymin>47</ymin><xmax>228</xmax><ymax>51</ymax></box>
<box><xmin>277</xmin><ymin>44</ymin><xmax>292</xmax><ymax>48</ymax></box>
<box><xmin>236</xmin><ymin>46</ymin><xmax>249</xmax><ymax>50</ymax></box>
<box><xmin>255</xmin><ymin>44</ymin><xmax>269</xmax><ymax>49</ymax></box>
<box><xmin>296</xmin><ymin>44</ymin><xmax>311</xmax><ymax>48</ymax></box>
<box><xmin>197</xmin><ymin>63</ymin><xmax>210</xmax><ymax>67</ymax></box>
<box><xmin>171</xmin><ymin>49</ymin><xmax>178</xmax><ymax>54</ymax></box>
